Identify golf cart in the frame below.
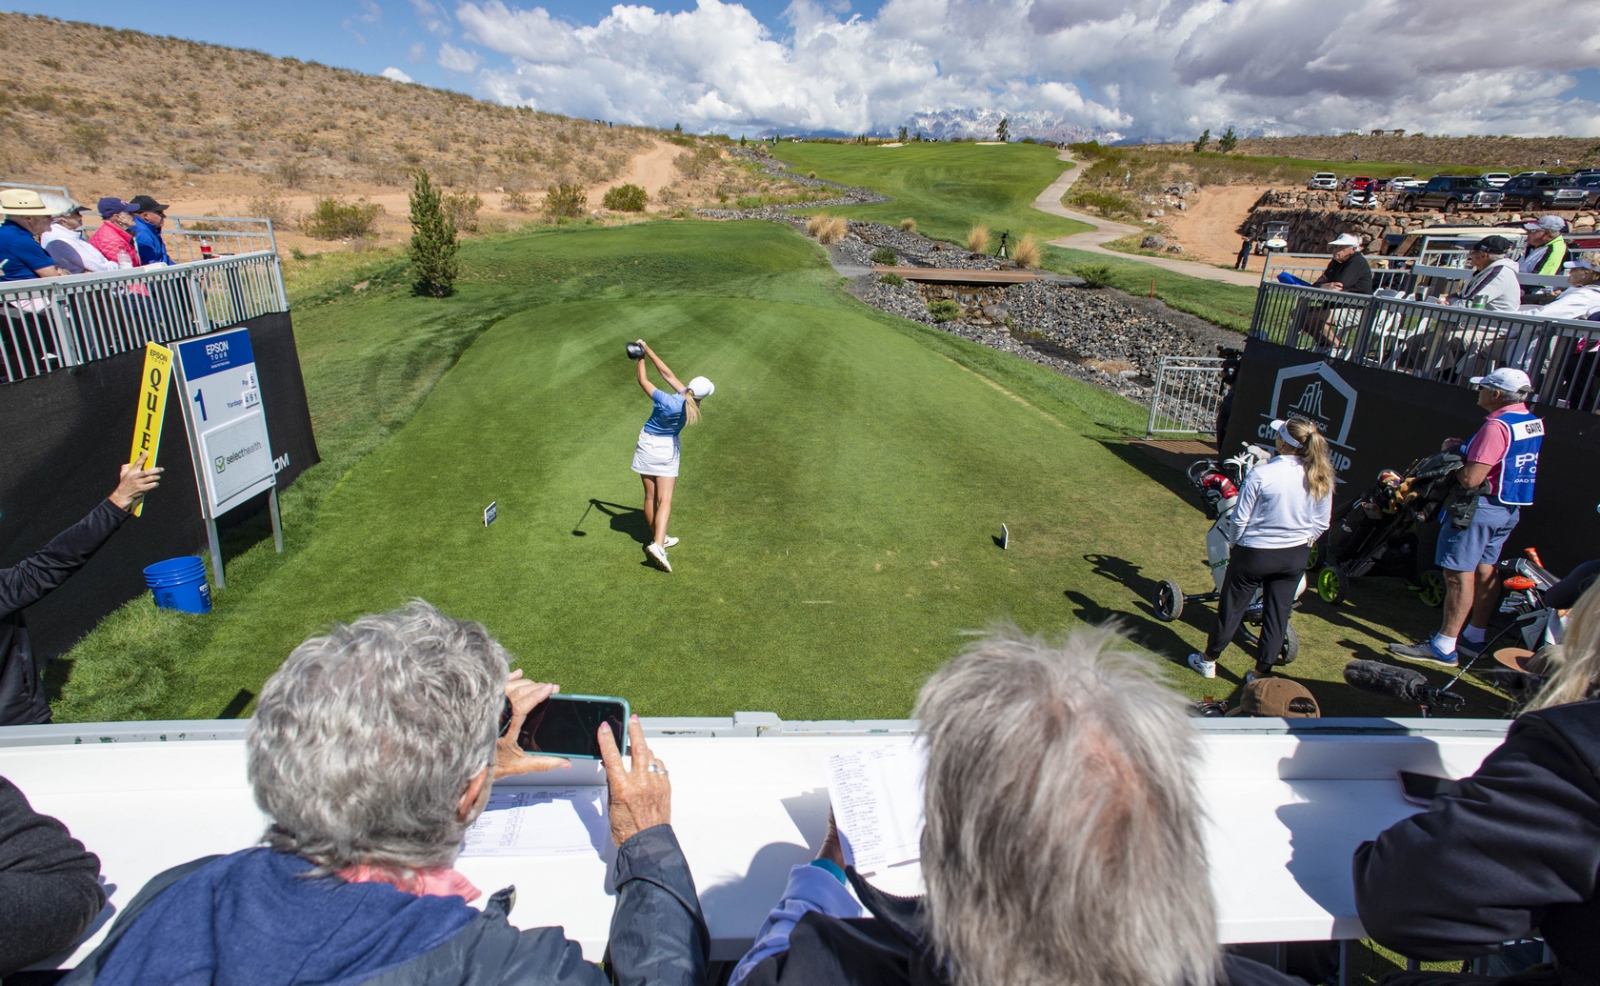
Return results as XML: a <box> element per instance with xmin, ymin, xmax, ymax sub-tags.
<box><xmin>1255</xmin><ymin>221</ymin><xmax>1290</xmax><ymax>255</ymax></box>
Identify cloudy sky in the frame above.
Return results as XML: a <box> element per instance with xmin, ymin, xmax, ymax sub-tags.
<box><xmin>12</xmin><ymin>0</ymin><xmax>1600</xmax><ymax>140</ymax></box>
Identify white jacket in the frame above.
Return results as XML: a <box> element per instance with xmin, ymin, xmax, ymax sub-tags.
<box><xmin>1232</xmin><ymin>455</ymin><xmax>1332</xmax><ymax>549</ymax></box>
<box><xmin>1536</xmin><ymin>283</ymin><xmax>1600</xmax><ymax>321</ymax></box>
<box><xmin>1459</xmin><ymin>258</ymin><xmax>1522</xmax><ymax>312</ymax></box>
<box><xmin>41</xmin><ymin>224</ymin><xmax>119</xmax><ymax>273</ymax></box>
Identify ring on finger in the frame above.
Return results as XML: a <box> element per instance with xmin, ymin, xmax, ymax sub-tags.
<box><xmin>647</xmin><ymin>762</ymin><xmax>668</xmax><ymax>774</ymax></box>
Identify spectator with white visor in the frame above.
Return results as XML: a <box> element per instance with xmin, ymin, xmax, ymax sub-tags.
<box><xmin>1392</xmin><ymin>368</ymin><xmax>1543</xmax><ymax>667</ymax></box>
<box><xmin>1188</xmin><ymin>417</ymin><xmax>1334</xmax><ymax>682</ymax></box>
<box><xmin>1530</xmin><ymin>258</ymin><xmax>1600</xmax><ymax>321</ymax></box>
<box><xmin>1519</xmin><ymin>216</ymin><xmax>1569</xmax><ymax>276</ymax></box>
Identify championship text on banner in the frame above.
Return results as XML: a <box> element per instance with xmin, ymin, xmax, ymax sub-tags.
<box><xmin>174</xmin><ymin>328</ymin><xmax>276</xmax><ymax>518</ymax></box>
<box><xmin>127</xmin><ymin>342</ymin><xmax>173</xmax><ymax>518</ymax></box>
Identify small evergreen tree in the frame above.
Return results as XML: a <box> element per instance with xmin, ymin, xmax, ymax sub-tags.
<box><xmin>408</xmin><ymin>169</ymin><xmax>457</xmax><ymax>298</ymax></box>
<box><xmin>1218</xmin><ymin>126</ymin><xmax>1238</xmax><ymax>153</ymax></box>
<box><xmin>1193</xmin><ymin>129</ymin><xmax>1211</xmax><ymax>153</ymax></box>
<box><xmin>899</xmin><ymin>125</ymin><xmax>909</xmax><ymax>141</ymax></box>
<box><xmin>996</xmin><ymin>117</ymin><xmax>1010</xmax><ymax>142</ymax></box>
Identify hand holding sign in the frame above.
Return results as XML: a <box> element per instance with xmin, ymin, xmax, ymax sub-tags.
<box><xmin>110</xmin><ymin>453</ymin><xmax>163</xmax><ymax>513</ymax></box>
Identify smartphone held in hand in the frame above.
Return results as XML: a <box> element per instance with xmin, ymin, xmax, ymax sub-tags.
<box><xmin>516</xmin><ymin>694</ymin><xmax>630</xmax><ymax>760</ymax></box>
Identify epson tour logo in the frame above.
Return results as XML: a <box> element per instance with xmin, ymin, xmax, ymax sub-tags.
<box><xmin>1259</xmin><ymin>361</ymin><xmax>1356</xmax><ymax>471</ymax></box>
<box><xmin>204</xmin><ymin>339</ymin><xmax>230</xmax><ymax>363</ymax></box>
<box><xmin>213</xmin><ymin>441</ymin><xmax>264</xmax><ymax>473</ymax></box>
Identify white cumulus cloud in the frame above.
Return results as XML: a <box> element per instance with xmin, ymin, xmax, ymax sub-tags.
<box><xmin>438</xmin><ymin>42</ymin><xmax>484</xmax><ymax>72</ymax></box>
<box><xmin>451</xmin><ymin>0</ymin><xmax>1600</xmax><ymax>139</ymax></box>
<box><xmin>382</xmin><ymin>66</ymin><xmax>416</xmax><ymax>83</ymax></box>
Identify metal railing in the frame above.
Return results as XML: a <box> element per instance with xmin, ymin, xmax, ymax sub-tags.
<box><xmin>1261</xmin><ymin>253</ymin><xmax>1414</xmax><ymax>292</ymax></box>
<box><xmin>1250</xmin><ymin>281</ymin><xmax>1600</xmax><ymax>412</ymax></box>
<box><xmin>1</xmin><ymin>251</ymin><xmax>287</xmax><ymax>383</ymax></box>
<box><xmin>164</xmin><ymin>216</ymin><xmax>279</xmax><ymax>263</ymax></box>
<box><xmin>1146</xmin><ymin>356</ymin><xmax>1226</xmax><ymax>436</ymax></box>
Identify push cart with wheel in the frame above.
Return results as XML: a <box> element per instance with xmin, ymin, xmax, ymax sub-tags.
<box><xmin>1152</xmin><ymin>444</ymin><xmax>1303</xmax><ymax>667</ymax></box>
<box><xmin>1310</xmin><ymin>451</ymin><xmax>1463</xmax><ymax>608</ymax></box>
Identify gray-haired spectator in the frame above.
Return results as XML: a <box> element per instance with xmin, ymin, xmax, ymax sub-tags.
<box><xmin>729</xmin><ymin>625</ymin><xmax>1301</xmax><ymax>986</ymax></box>
<box><xmin>1445</xmin><ymin>236</ymin><xmax>1521</xmax><ymax>312</ymax></box>
<box><xmin>40</xmin><ymin>196</ymin><xmax>118</xmax><ymax>275</ymax></box>
<box><xmin>1518</xmin><ymin>216</ymin><xmax>1568</xmax><ymax>276</ymax></box>
<box><xmin>0</xmin><ymin>189</ymin><xmax>64</xmax><ymax>282</ymax></box>
<box><xmin>61</xmin><ymin>601</ymin><xmax>708</xmax><ymax>986</ymax></box>
<box><xmin>1534</xmin><ymin>258</ymin><xmax>1600</xmax><ymax>321</ymax></box>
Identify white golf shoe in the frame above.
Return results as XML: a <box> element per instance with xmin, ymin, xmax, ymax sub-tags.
<box><xmin>647</xmin><ymin>542</ymin><xmax>672</xmax><ymax>572</ymax></box>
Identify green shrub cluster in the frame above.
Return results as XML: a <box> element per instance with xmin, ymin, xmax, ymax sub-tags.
<box><xmin>870</xmin><ymin>247</ymin><xmax>897</xmax><ymax>265</ymax></box>
<box><xmin>544</xmin><ymin>182</ymin><xmax>587</xmax><ymax>218</ymax></box>
<box><xmin>301</xmin><ymin>197</ymin><xmax>384</xmax><ymax>240</ymax></box>
<box><xmin>927</xmin><ymin>298</ymin><xmax>961</xmax><ymax>322</ymax></box>
<box><xmin>602</xmin><ymin>183</ymin><xmax>649</xmax><ymax>212</ymax></box>
<box><xmin>879</xmin><ymin>273</ymin><xmax>905</xmax><ymax>287</ymax></box>
<box><xmin>1074</xmin><ymin>263</ymin><xmax>1115</xmax><ymax>288</ymax></box>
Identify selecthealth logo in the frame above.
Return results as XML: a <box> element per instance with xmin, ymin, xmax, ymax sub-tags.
<box><xmin>214</xmin><ymin>441</ymin><xmax>263</xmax><ymax>473</ymax></box>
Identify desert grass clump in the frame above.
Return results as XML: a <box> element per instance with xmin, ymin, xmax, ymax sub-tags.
<box><xmin>602</xmin><ymin>183</ymin><xmax>648</xmax><ymax>212</ymax></box>
<box><xmin>1012</xmin><ymin>233</ymin><xmax>1041</xmax><ymax>269</ymax></box>
<box><xmin>247</xmin><ymin>194</ymin><xmax>290</xmax><ymax>226</ymax></box>
<box><xmin>966</xmin><ymin>225</ymin><xmax>989</xmax><ymax>254</ymax></box>
<box><xmin>408</xmin><ymin>169</ymin><xmax>458</xmax><ymax>298</ymax></box>
<box><xmin>502</xmin><ymin>189</ymin><xmax>531</xmax><ymax>212</ymax></box>
<box><xmin>1074</xmin><ymin>263</ymin><xmax>1115</xmax><ymax>289</ymax></box>
<box><xmin>301</xmin><ymin>197</ymin><xmax>384</xmax><ymax>240</ymax></box>
<box><xmin>807</xmin><ymin>214</ymin><xmax>847</xmax><ymax>244</ymax></box>
<box><xmin>544</xmin><ymin>182</ymin><xmax>587</xmax><ymax>219</ymax></box>
<box><xmin>442</xmin><ymin>191</ymin><xmax>482</xmax><ymax>232</ymax></box>
<box><xmin>870</xmin><ymin>247</ymin><xmax>897</xmax><ymax>265</ymax></box>
<box><xmin>900</xmin><ymin>218</ymin><xmax>917</xmax><ymax>232</ymax></box>
<box><xmin>880</xmin><ymin>273</ymin><xmax>905</xmax><ymax>287</ymax></box>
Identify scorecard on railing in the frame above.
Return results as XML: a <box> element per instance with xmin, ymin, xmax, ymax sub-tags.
<box><xmin>1250</xmin><ymin>281</ymin><xmax>1600</xmax><ymax>413</ymax></box>
<box><xmin>1</xmin><ymin>251</ymin><xmax>287</xmax><ymax>384</ymax></box>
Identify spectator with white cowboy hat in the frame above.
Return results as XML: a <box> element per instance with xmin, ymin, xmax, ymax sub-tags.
<box><xmin>39</xmin><ymin>194</ymin><xmax>118</xmax><ymax>274</ymax></box>
<box><xmin>1392</xmin><ymin>367</ymin><xmax>1543</xmax><ymax>667</ymax></box>
<box><xmin>0</xmin><ymin>189</ymin><xmax>64</xmax><ymax>282</ymax></box>
<box><xmin>1519</xmin><ymin>216</ymin><xmax>1569</xmax><ymax>276</ymax></box>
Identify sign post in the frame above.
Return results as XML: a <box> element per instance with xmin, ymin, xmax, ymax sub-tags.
<box><xmin>173</xmin><ymin>327</ymin><xmax>282</xmax><ymax>589</ymax></box>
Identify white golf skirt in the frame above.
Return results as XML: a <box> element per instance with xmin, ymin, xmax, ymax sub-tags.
<box><xmin>631</xmin><ymin>430</ymin><xmax>681</xmax><ymax>477</ymax></box>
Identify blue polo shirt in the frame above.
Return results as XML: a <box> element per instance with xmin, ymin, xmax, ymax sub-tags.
<box><xmin>642</xmin><ymin>389</ymin><xmax>687</xmax><ymax>436</ymax></box>
<box><xmin>132</xmin><ymin>216</ymin><xmax>173</xmax><ymax>266</ymax></box>
<box><xmin>0</xmin><ymin>219</ymin><xmax>57</xmax><ymax>281</ymax></box>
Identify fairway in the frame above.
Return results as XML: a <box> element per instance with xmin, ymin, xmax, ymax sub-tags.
<box><xmin>53</xmin><ymin>219</ymin><xmax>1494</xmax><ymax>724</ymax></box>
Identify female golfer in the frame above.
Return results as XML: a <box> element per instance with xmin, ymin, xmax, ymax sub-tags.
<box><xmin>1188</xmin><ymin>417</ymin><xmax>1333</xmax><ymax>681</ymax></box>
<box><xmin>631</xmin><ymin>339</ymin><xmax>713</xmax><ymax>573</ymax></box>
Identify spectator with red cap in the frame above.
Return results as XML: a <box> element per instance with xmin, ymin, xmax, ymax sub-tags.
<box><xmin>1392</xmin><ymin>368</ymin><xmax>1543</xmax><ymax>667</ymax></box>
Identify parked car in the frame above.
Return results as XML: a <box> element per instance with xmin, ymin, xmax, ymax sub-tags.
<box><xmin>1308</xmin><ymin>172</ymin><xmax>1338</xmax><ymax>190</ymax></box>
<box><xmin>1346</xmin><ymin>176</ymin><xmax>1375</xmax><ymax>191</ymax></box>
<box><xmin>1383</xmin><ymin>176</ymin><xmax>1422</xmax><ymax>192</ymax></box>
<box><xmin>1511</xmin><ymin>171</ymin><xmax>1548</xmax><ymax>180</ymax></box>
<box><xmin>1482</xmin><ymin>172</ymin><xmax>1511</xmax><ymax>188</ymax></box>
<box><xmin>1342</xmin><ymin>189</ymin><xmax>1380</xmax><ymax>210</ymax></box>
<box><xmin>1500</xmin><ymin>174</ymin><xmax>1593</xmax><ymax>210</ymax></box>
<box><xmin>1400</xmin><ymin>175</ymin><xmax>1504</xmax><ymax>213</ymax></box>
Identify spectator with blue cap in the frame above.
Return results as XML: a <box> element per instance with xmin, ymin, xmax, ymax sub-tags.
<box><xmin>88</xmin><ymin>197</ymin><xmax>140</xmax><ymax>269</ymax></box>
<box><xmin>1392</xmin><ymin>367</ymin><xmax>1543</xmax><ymax>667</ymax></box>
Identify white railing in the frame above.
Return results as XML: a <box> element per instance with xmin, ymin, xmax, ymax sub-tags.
<box><xmin>1146</xmin><ymin>356</ymin><xmax>1227</xmax><ymax>436</ymax></box>
<box><xmin>164</xmin><ymin>216</ymin><xmax>279</xmax><ymax>263</ymax></box>
<box><xmin>1251</xmin><ymin>281</ymin><xmax>1600</xmax><ymax>412</ymax></box>
<box><xmin>1</xmin><ymin>252</ymin><xmax>287</xmax><ymax>384</ymax></box>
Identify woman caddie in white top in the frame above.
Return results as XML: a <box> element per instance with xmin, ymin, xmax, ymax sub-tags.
<box><xmin>630</xmin><ymin>339</ymin><xmax>713</xmax><ymax>574</ymax></box>
<box><xmin>1189</xmin><ymin>418</ymin><xmax>1334</xmax><ymax>681</ymax></box>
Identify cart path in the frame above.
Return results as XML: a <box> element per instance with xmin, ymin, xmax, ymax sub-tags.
<box><xmin>1032</xmin><ymin>151</ymin><xmax>1263</xmax><ymax>288</ymax></box>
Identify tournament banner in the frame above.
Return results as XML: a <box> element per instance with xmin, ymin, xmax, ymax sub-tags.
<box><xmin>127</xmin><ymin>342</ymin><xmax>173</xmax><ymax>517</ymax></box>
<box><xmin>173</xmin><ymin>327</ymin><xmax>278</xmax><ymax>518</ymax></box>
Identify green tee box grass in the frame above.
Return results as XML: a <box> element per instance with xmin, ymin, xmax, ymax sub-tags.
<box><xmin>767</xmin><ymin>141</ymin><xmax>1093</xmax><ymax>244</ymax></box>
<box><xmin>50</xmin><ymin>220</ymin><xmax>1499</xmax><ymax>724</ymax></box>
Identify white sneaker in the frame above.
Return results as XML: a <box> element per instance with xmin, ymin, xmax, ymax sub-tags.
<box><xmin>662</xmin><ymin>536</ymin><xmax>679</xmax><ymax>548</ymax></box>
<box><xmin>646</xmin><ymin>542</ymin><xmax>672</xmax><ymax>572</ymax></box>
<box><xmin>1186</xmin><ymin>653</ymin><xmax>1216</xmax><ymax>678</ymax></box>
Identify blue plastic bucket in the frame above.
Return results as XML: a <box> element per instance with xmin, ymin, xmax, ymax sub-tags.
<box><xmin>143</xmin><ymin>556</ymin><xmax>212</xmax><ymax>614</ymax></box>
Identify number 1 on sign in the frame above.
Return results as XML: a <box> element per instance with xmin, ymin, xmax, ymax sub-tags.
<box><xmin>194</xmin><ymin>388</ymin><xmax>207</xmax><ymax>421</ymax></box>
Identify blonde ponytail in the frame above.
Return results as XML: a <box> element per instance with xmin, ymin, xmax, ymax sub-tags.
<box><xmin>683</xmin><ymin>391</ymin><xmax>701</xmax><ymax>426</ymax></box>
<box><xmin>1286</xmin><ymin>418</ymin><xmax>1335</xmax><ymax>502</ymax></box>
<box><xmin>1526</xmin><ymin>579</ymin><xmax>1600</xmax><ymax>711</ymax></box>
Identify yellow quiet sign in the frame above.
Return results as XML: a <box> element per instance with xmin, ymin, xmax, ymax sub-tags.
<box><xmin>128</xmin><ymin>342</ymin><xmax>174</xmax><ymax>517</ymax></box>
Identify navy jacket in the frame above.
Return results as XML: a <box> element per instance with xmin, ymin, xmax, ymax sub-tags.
<box><xmin>60</xmin><ymin>823</ymin><xmax>708</xmax><ymax>986</ymax></box>
<box><xmin>0</xmin><ymin>499</ymin><xmax>129</xmax><ymax>726</ymax></box>
<box><xmin>1354</xmin><ymin>702</ymin><xmax>1600</xmax><ymax>986</ymax></box>
<box><xmin>0</xmin><ymin>775</ymin><xmax>106</xmax><ymax>976</ymax></box>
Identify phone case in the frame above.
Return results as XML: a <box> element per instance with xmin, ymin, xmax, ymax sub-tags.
<box><xmin>524</xmin><ymin>694</ymin><xmax>630</xmax><ymax>760</ymax></box>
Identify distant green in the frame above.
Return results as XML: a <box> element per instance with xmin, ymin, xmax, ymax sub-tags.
<box><xmin>52</xmin><ymin>220</ymin><xmax>1490</xmax><ymax>724</ymax></box>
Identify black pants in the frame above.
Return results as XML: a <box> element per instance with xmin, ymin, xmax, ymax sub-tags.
<box><xmin>1206</xmin><ymin>543</ymin><xmax>1309</xmax><ymax>670</ymax></box>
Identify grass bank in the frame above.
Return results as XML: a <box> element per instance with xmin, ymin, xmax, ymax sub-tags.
<box><xmin>51</xmin><ymin>220</ymin><xmax>1490</xmax><ymax>723</ymax></box>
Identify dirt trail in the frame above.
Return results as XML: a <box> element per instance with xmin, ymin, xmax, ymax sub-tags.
<box><xmin>1031</xmin><ymin>151</ymin><xmax>1261</xmax><ymax>287</ymax></box>
<box><xmin>1161</xmin><ymin>185</ymin><xmax>1277</xmax><ymax>270</ymax></box>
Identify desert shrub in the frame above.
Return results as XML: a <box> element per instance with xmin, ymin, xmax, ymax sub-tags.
<box><xmin>807</xmin><ymin>170</ymin><xmax>817</xmax><ymax>179</ymax></box>
<box><xmin>1071</xmin><ymin>190</ymin><xmax>1139</xmax><ymax>218</ymax></box>
<box><xmin>966</xmin><ymin>225</ymin><xmax>990</xmax><ymax>253</ymax></box>
<box><xmin>184</xmin><ymin>146</ymin><xmax>220</xmax><ymax>172</ymax></box>
<box><xmin>879</xmin><ymin>273</ymin><xmax>905</xmax><ymax>287</ymax></box>
<box><xmin>806</xmin><ymin>215</ymin><xmax>847</xmax><ymax>244</ymax></box>
<box><xmin>301</xmin><ymin>197</ymin><xmax>384</xmax><ymax>240</ymax></box>
<box><xmin>870</xmin><ymin>247</ymin><xmax>897</xmax><ymax>265</ymax></box>
<box><xmin>927</xmin><ymin>299</ymin><xmax>961</xmax><ymax>322</ymax></box>
<box><xmin>67</xmin><ymin>124</ymin><xmax>106</xmax><ymax>157</ymax></box>
<box><xmin>118</xmin><ymin>165</ymin><xmax>170</xmax><ymax>185</ymax></box>
<box><xmin>673</xmin><ymin>145</ymin><xmax>721</xmax><ymax>179</ymax></box>
<box><xmin>1012</xmin><ymin>233</ymin><xmax>1041</xmax><ymax>269</ymax></box>
<box><xmin>602</xmin><ymin>183</ymin><xmax>648</xmax><ymax>212</ymax></box>
<box><xmin>503</xmin><ymin>189</ymin><xmax>531</xmax><ymax>212</ymax></box>
<box><xmin>899</xmin><ymin>218</ymin><xmax>916</xmax><ymax>232</ymax></box>
<box><xmin>736</xmin><ymin>196</ymin><xmax>763</xmax><ymax>209</ymax></box>
<box><xmin>20</xmin><ymin>93</ymin><xmax>59</xmax><ymax>113</ymax></box>
<box><xmin>1074</xmin><ymin>263</ymin><xmax>1115</xmax><ymax>288</ymax></box>
<box><xmin>442</xmin><ymin>191</ymin><xmax>482</xmax><ymax>231</ymax></box>
<box><xmin>246</xmin><ymin>194</ymin><xmax>290</xmax><ymax>226</ymax></box>
<box><xmin>409</xmin><ymin>169</ymin><xmax>458</xmax><ymax>298</ymax></box>
<box><xmin>271</xmin><ymin>157</ymin><xmax>310</xmax><ymax>189</ymax></box>
<box><xmin>544</xmin><ymin>182</ymin><xmax>587</xmax><ymax>218</ymax></box>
